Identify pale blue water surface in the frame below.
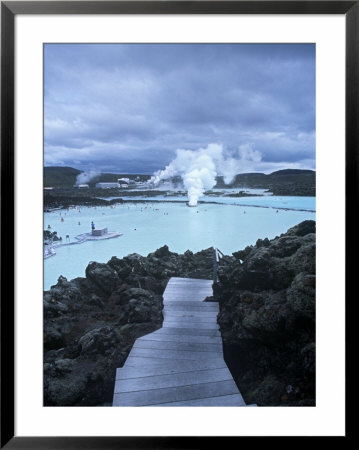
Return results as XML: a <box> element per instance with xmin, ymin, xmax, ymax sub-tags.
<box><xmin>97</xmin><ymin>195</ymin><xmax>315</xmax><ymax>211</ymax></box>
<box><xmin>44</xmin><ymin>197</ymin><xmax>315</xmax><ymax>290</ymax></box>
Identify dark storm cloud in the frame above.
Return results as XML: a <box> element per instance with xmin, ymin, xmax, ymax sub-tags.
<box><xmin>44</xmin><ymin>43</ymin><xmax>315</xmax><ymax>173</ymax></box>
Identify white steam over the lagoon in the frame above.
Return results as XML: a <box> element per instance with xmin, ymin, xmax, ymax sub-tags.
<box><xmin>150</xmin><ymin>143</ymin><xmax>262</xmax><ymax>206</ymax></box>
<box><xmin>75</xmin><ymin>170</ymin><xmax>101</xmax><ymax>186</ymax></box>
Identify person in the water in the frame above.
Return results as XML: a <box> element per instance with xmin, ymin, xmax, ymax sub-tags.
<box><xmin>91</xmin><ymin>221</ymin><xmax>95</xmax><ymax>231</ymax></box>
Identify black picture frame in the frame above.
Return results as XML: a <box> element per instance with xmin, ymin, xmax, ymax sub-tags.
<box><xmin>1</xmin><ymin>1</ymin><xmax>355</xmax><ymax>447</ymax></box>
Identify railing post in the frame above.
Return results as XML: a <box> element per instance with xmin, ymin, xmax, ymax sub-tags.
<box><xmin>213</xmin><ymin>247</ymin><xmax>218</xmax><ymax>284</ymax></box>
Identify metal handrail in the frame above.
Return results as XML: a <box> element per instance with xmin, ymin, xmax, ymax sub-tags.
<box><xmin>213</xmin><ymin>247</ymin><xmax>226</xmax><ymax>283</ymax></box>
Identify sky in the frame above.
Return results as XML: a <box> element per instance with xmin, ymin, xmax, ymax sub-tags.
<box><xmin>44</xmin><ymin>43</ymin><xmax>315</xmax><ymax>175</ymax></box>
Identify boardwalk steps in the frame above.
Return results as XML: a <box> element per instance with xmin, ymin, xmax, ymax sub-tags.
<box><xmin>113</xmin><ymin>277</ymin><xmax>246</xmax><ymax>406</ymax></box>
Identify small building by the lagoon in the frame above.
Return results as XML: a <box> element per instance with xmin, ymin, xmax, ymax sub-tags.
<box><xmin>95</xmin><ymin>182</ymin><xmax>119</xmax><ymax>189</ymax></box>
<box><xmin>95</xmin><ymin>179</ymin><xmax>130</xmax><ymax>189</ymax></box>
<box><xmin>92</xmin><ymin>227</ymin><xmax>108</xmax><ymax>236</ymax></box>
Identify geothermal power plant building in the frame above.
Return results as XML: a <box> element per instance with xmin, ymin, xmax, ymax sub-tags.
<box><xmin>95</xmin><ymin>182</ymin><xmax>120</xmax><ymax>189</ymax></box>
<box><xmin>95</xmin><ymin>179</ymin><xmax>129</xmax><ymax>189</ymax></box>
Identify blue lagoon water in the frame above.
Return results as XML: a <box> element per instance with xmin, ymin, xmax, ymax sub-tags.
<box><xmin>44</xmin><ymin>196</ymin><xmax>315</xmax><ymax>290</ymax></box>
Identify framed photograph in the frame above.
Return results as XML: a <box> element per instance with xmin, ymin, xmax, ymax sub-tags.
<box><xmin>1</xmin><ymin>0</ymin><xmax>354</xmax><ymax>446</ymax></box>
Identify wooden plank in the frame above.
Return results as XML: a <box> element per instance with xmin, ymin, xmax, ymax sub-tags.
<box><xmin>164</xmin><ymin>290</ymin><xmax>212</xmax><ymax>295</ymax></box>
<box><xmin>167</xmin><ymin>277</ymin><xmax>212</xmax><ymax>283</ymax></box>
<box><xmin>164</xmin><ymin>310</ymin><xmax>218</xmax><ymax>318</ymax></box>
<box><xmin>164</xmin><ymin>291</ymin><xmax>213</xmax><ymax>296</ymax></box>
<box><xmin>113</xmin><ymin>380</ymin><xmax>239</xmax><ymax>406</ymax></box>
<box><xmin>164</xmin><ymin>287</ymin><xmax>212</xmax><ymax>293</ymax></box>
<box><xmin>165</xmin><ymin>304</ymin><xmax>219</xmax><ymax>312</ymax></box>
<box><xmin>163</xmin><ymin>321</ymin><xmax>219</xmax><ymax>330</ymax></box>
<box><xmin>137</xmin><ymin>333</ymin><xmax>222</xmax><ymax>345</ymax></box>
<box><xmin>129</xmin><ymin>347</ymin><xmax>223</xmax><ymax>361</ymax></box>
<box><xmin>164</xmin><ymin>286</ymin><xmax>213</xmax><ymax>292</ymax></box>
<box><xmin>152</xmin><ymin>393</ymin><xmax>246</xmax><ymax>407</ymax></box>
<box><xmin>116</xmin><ymin>363</ymin><xmax>227</xmax><ymax>380</ymax></box>
<box><xmin>167</xmin><ymin>278</ymin><xmax>213</xmax><ymax>287</ymax></box>
<box><xmin>165</xmin><ymin>281</ymin><xmax>212</xmax><ymax>292</ymax></box>
<box><xmin>114</xmin><ymin>368</ymin><xmax>233</xmax><ymax>393</ymax></box>
<box><xmin>133</xmin><ymin>338</ymin><xmax>223</xmax><ymax>353</ymax></box>
<box><xmin>165</xmin><ymin>283</ymin><xmax>211</xmax><ymax>286</ymax></box>
<box><xmin>116</xmin><ymin>362</ymin><xmax>230</xmax><ymax>380</ymax></box>
<box><xmin>163</xmin><ymin>294</ymin><xmax>215</xmax><ymax>305</ymax></box>
<box><xmin>165</xmin><ymin>287</ymin><xmax>212</xmax><ymax>292</ymax></box>
<box><xmin>124</xmin><ymin>356</ymin><xmax>227</xmax><ymax>371</ymax></box>
<box><xmin>163</xmin><ymin>295</ymin><xmax>213</xmax><ymax>302</ymax></box>
<box><xmin>151</xmin><ymin>327</ymin><xmax>221</xmax><ymax>337</ymax></box>
<box><xmin>163</xmin><ymin>314</ymin><xmax>218</xmax><ymax>323</ymax></box>
<box><xmin>163</xmin><ymin>301</ymin><xmax>217</xmax><ymax>307</ymax></box>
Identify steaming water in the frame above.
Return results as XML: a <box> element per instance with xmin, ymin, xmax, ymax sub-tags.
<box><xmin>44</xmin><ymin>196</ymin><xmax>315</xmax><ymax>291</ymax></box>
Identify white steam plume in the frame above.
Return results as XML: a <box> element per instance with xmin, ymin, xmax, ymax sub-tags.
<box><xmin>75</xmin><ymin>170</ymin><xmax>101</xmax><ymax>186</ymax></box>
<box><xmin>150</xmin><ymin>143</ymin><xmax>262</xmax><ymax>206</ymax></box>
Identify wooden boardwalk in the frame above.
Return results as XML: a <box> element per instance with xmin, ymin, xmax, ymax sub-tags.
<box><xmin>113</xmin><ymin>277</ymin><xmax>246</xmax><ymax>406</ymax></box>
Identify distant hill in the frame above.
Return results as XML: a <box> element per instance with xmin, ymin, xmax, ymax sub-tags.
<box><xmin>44</xmin><ymin>166</ymin><xmax>315</xmax><ymax>195</ymax></box>
<box><xmin>44</xmin><ymin>166</ymin><xmax>151</xmax><ymax>188</ymax></box>
<box><xmin>215</xmin><ymin>168</ymin><xmax>315</xmax><ymax>195</ymax></box>
<box><xmin>44</xmin><ymin>166</ymin><xmax>81</xmax><ymax>187</ymax></box>
<box><xmin>269</xmin><ymin>169</ymin><xmax>314</xmax><ymax>176</ymax></box>
<box><xmin>216</xmin><ymin>169</ymin><xmax>314</xmax><ymax>184</ymax></box>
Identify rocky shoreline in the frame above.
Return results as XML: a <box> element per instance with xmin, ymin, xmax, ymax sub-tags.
<box><xmin>44</xmin><ymin>184</ymin><xmax>315</xmax><ymax>211</ymax></box>
<box><xmin>44</xmin><ymin>221</ymin><xmax>315</xmax><ymax>406</ymax></box>
<box><xmin>217</xmin><ymin>220</ymin><xmax>315</xmax><ymax>406</ymax></box>
<box><xmin>44</xmin><ymin>192</ymin><xmax>125</xmax><ymax>210</ymax></box>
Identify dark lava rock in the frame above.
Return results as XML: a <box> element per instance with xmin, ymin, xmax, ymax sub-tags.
<box><xmin>286</xmin><ymin>220</ymin><xmax>316</xmax><ymax>237</ymax></box>
<box><xmin>217</xmin><ymin>220</ymin><xmax>316</xmax><ymax>406</ymax></box>
<box><xmin>85</xmin><ymin>262</ymin><xmax>120</xmax><ymax>296</ymax></box>
<box><xmin>43</xmin><ymin>245</ymin><xmax>218</xmax><ymax>406</ymax></box>
<box><xmin>287</xmin><ymin>273</ymin><xmax>316</xmax><ymax>319</ymax></box>
<box><xmin>79</xmin><ymin>327</ymin><xmax>118</xmax><ymax>356</ymax></box>
<box><xmin>44</xmin><ymin>230</ymin><xmax>61</xmax><ymax>242</ymax></box>
<box><xmin>44</xmin><ymin>323</ymin><xmax>65</xmax><ymax>350</ymax></box>
<box><xmin>150</xmin><ymin>245</ymin><xmax>172</xmax><ymax>258</ymax></box>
